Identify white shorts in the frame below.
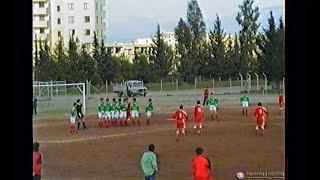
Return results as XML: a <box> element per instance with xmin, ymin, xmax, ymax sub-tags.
<box><xmin>104</xmin><ymin>112</ymin><xmax>111</xmax><ymax>119</ymax></box>
<box><xmin>98</xmin><ymin>112</ymin><xmax>103</xmax><ymax>119</ymax></box>
<box><xmin>132</xmin><ymin>110</ymin><xmax>139</xmax><ymax>118</ymax></box>
<box><xmin>119</xmin><ymin>111</ymin><xmax>126</xmax><ymax>119</ymax></box>
<box><xmin>242</xmin><ymin>101</ymin><xmax>249</xmax><ymax>108</ymax></box>
<box><xmin>147</xmin><ymin>111</ymin><xmax>152</xmax><ymax>117</ymax></box>
<box><xmin>110</xmin><ymin>111</ymin><xmax>115</xmax><ymax>118</ymax></box>
<box><xmin>113</xmin><ymin>111</ymin><xmax>119</xmax><ymax>119</ymax></box>
<box><xmin>209</xmin><ymin>105</ymin><xmax>217</xmax><ymax>112</ymax></box>
<box><xmin>70</xmin><ymin>116</ymin><xmax>76</xmax><ymax>124</ymax></box>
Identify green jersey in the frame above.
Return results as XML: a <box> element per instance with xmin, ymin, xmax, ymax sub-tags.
<box><xmin>131</xmin><ymin>102</ymin><xmax>139</xmax><ymax>111</ymax></box>
<box><xmin>145</xmin><ymin>102</ymin><xmax>153</xmax><ymax>112</ymax></box>
<box><xmin>207</xmin><ymin>96</ymin><xmax>218</xmax><ymax>106</ymax></box>
<box><xmin>240</xmin><ymin>94</ymin><xmax>249</xmax><ymax>102</ymax></box>
<box><xmin>110</xmin><ymin>102</ymin><xmax>117</xmax><ymax>111</ymax></box>
<box><xmin>116</xmin><ymin>102</ymin><xmax>121</xmax><ymax>111</ymax></box>
<box><xmin>104</xmin><ymin>102</ymin><xmax>111</xmax><ymax>112</ymax></box>
<box><xmin>98</xmin><ymin>102</ymin><xmax>104</xmax><ymax>112</ymax></box>
<box><xmin>71</xmin><ymin>106</ymin><xmax>77</xmax><ymax>116</ymax></box>
<box><xmin>119</xmin><ymin>103</ymin><xmax>126</xmax><ymax>111</ymax></box>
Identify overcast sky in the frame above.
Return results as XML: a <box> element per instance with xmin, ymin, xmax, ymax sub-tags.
<box><xmin>106</xmin><ymin>0</ymin><xmax>285</xmax><ymax>43</ymax></box>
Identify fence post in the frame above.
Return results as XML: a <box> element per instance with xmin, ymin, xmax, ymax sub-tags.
<box><xmin>195</xmin><ymin>78</ymin><xmax>197</xmax><ymax>92</ymax></box>
<box><xmin>86</xmin><ymin>80</ymin><xmax>89</xmax><ymax>95</ymax></box>
<box><xmin>262</xmin><ymin>73</ymin><xmax>267</xmax><ymax>94</ymax></box>
<box><xmin>254</xmin><ymin>73</ymin><xmax>259</xmax><ymax>91</ymax></box>
<box><xmin>161</xmin><ymin>79</ymin><xmax>163</xmax><ymax>92</ymax></box>
<box><xmin>282</xmin><ymin>77</ymin><xmax>285</xmax><ymax>92</ymax></box>
<box><xmin>247</xmin><ymin>73</ymin><xmax>251</xmax><ymax>93</ymax></box>
<box><xmin>212</xmin><ymin>78</ymin><xmax>215</xmax><ymax>93</ymax></box>
<box><xmin>229</xmin><ymin>78</ymin><xmax>232</xmax><ymax>94</ymax></box>
<box><xmin>50</xmin><ymin>81</ymin><xmax>53</xmax><ymax>98</ymax></box>
<box><xmin>106</xmin><ymin>80</ymin><xmax>108</xmax><ymax>95</ymax></box>
<box><xmin>176</xmin><ymin>79</ymin><xmax>178</xmax><ymax>93</ymax></box>
<box><xmin>239</xmin><ymin>73</ymin><xmax>243</xmax><ymax>92</ymax></box>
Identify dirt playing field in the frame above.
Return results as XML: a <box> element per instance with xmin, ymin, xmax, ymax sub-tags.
<box><xmin>33</xmin><ymin>103</ymin><xmax>285</xmax><ymax>180</ymax></box>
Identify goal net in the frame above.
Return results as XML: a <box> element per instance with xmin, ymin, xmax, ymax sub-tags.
<box><xmin>33</xmin><ymin>82</ymin><xmax>86</xmax><ymax>120</ymax></box>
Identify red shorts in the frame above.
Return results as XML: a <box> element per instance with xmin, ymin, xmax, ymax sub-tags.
<box><xmin>177</xmin><ymin>122</ymin><xmax>186</xmax><ymax>129</ymax></box>
<box><xmin>256</xmin><ymin>117</ymin><xmax>265</xmax><ymax>126</ymax></box>
<box><xmin>194</xmin><ymin>116</ymin><xmax>203</xmax><ymax>123</ymax></box>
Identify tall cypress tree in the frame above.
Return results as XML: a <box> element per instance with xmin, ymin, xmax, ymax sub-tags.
<box><xmin>174</xmin><ymin>18</ymin><xmax>193</xmax><ymax>82</ymax></box>
<box><xmin>187</xmin><ymin>0</ymin><xmax>206</xmax><ymax>81</ymax></box>
<box><xmin>67</xmin><ymin>34</ymin><xmax>80</xmax><ymax>82</ymax></box>
<box><xmin>236</xmin><ymin>0</ymin><xmax>260</xmax><ymax>74</ymax></box>
<box><xmin>150</xmin><ymin>24</ymin><xmax>174</xmax><ymax>79</ymax></box>
<box><xmin>209</xmin><ymin>14</ymin><xmax>227</xmax><ymax>78</ymax></box>
<box><xmin>53</xmin><ymin>37</ymin><xmax>69</xmax><ymax>81</ymax></box>
<box><xmin>256</xmin><ymin>11</ymin><xmax>285</xmax><ymax>87</ymax></box>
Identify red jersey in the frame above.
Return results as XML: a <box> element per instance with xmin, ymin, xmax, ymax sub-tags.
<box><xmin>173</xmin><ymin>110</ymin><xmax>187</xmax><ymax>128</ymax></box>
<box><xmin>204</xmin><ymin>89</ymin><xmax>209</xmax><ymax>98</ymax></box>
<box><xmin>126</xmin><ymin>102</ymin><xmax>131</xmax><ymax>119</ymax></box>
<box><xmin>33</xmin><ymin>152</ymin><xmax>42</xmax><ymax>175</ymax></box>
<box><xmin>194</xmin><ymin>105</ymin><xmax>204</xmax><ymax>123</ymax></box>
<box><xmin>254</xmin><ymin>106</ymin><xmax>268</xmax><ymax>125</ymax></box>
<box><xmin>278</xmin><ymin>95</ymin><xmax>284</xmax><ymax>105</ymax></box>
<box><xmin>192</xmin><ymin>155</ymin><xmax>212</xmax><ymax>180</ymax></box>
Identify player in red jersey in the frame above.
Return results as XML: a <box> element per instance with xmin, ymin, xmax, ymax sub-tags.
<box><xmin>33</xmin><ymin>142</ymin><xmax>42</xmax><ymax>180</ymax></box>
<box><xmin>194</xmin><ymin>100</ymin><xmax>204</xmax><ymax>135</ymax></box>
<box><xmin>172</xmin><ymin>105</ymin><xmax>188</xmax><ymax>141</ymax></box>
<box><xmin>192</xmin><ymin>147</ymin><xmax>213</xmax><ymax>180</ymax></box>
<box><xmin>253</xmin><ymin>102</ymin><xmax>268</xmax><ymax>136</ymax></box>
<box><xmin>278</xmin><ymin>92</ymin><xmax>285</xmax><ymax>113</ymax></box>
<box><xmin>125</xmin><ymin>98</ymin><xmax>132</xmax><ymax>126</ymax></box>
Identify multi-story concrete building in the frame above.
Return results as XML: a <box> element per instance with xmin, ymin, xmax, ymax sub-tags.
<box><xmin>33</xmin><ymin>0</ymin><xmax>51</xmax><ymax>44</ymax></box>
<box><xmin>50</xmin><ymin>0</ymin><xmax>106</xmax><ymax>50</ymax></box>
<box><xmin>33</xmin><ymin>0</ymin><xmax>106</xmax><ymax>51</ymax></box>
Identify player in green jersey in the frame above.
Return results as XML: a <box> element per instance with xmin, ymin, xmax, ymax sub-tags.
<box><xmin>131</xmin><ymin>98</ymin><xmax>140</xmax><ymax>126</ymax></box>
<box><xmin>104</xmin><ymin>98</ymin><xmax>111</xmax><ymax>126</ymax></box>
<box><xmin>145</xmin><ymin>99</ymin><xmax>154</xmax><ymax>126</ymax></box>
<box><xmin>206</xmin><ymin>93</ymin><xmax>219</xmax><ymax>121</ymax></box>
<box><xmin>110</xmin><ymin>98</ymin><xmax>117</xmax><ymax>126</ymax></box>
<box><xmin>97</xmin><ymin>98</ymin><xmax>105</xmax><ymax>128</ymax></box>
<box><xmin>116</xmin><ymin>98</ymin><xmax>123</xmax><ymax>126</ymax></box>
<box><xmin>69</xmin><ymin>103</ymin><xmax>77</xmax><ymax>134</ymax></box>
<box><xmin>240</xmin><ymin>93</ymin><xmax>249</xmax><ymax>116</ymax></box>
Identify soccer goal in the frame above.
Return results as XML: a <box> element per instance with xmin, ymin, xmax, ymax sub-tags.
<box><xmin>33</xmin><ymin>82</ymin><xmax>86</xmax><ymax>120</ymax></box>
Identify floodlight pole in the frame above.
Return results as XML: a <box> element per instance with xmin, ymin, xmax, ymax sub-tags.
<box><xmin>247</xmin><ymin>73</ymin><xmax>251</xmax><ymax>93</ymax></box>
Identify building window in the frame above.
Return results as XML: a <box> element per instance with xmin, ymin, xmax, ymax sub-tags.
<box><xmin>58</xmin><ymin>31</ymin><xmax>61</xmax><ymax>37</ymax></box>
<box><xmin>101</xmin><ymin>30</ymin><xmax>103</xmax><ymax>38</ymax></box>
<box><xmin>57</xmin><ymin>18</ymin><xmax>61</xmax><ymax>24</ymax></box>
<box><xmin>68</xmin><ymin>3</ymin><xmax>74</xmax><ymax>10</ymax></box>
<box><xmin>101</xmin><ymin>17</ymin><xmax>103</xmax><ymax>24</ymax></box>
<box><xmin>84</xmin><ymin>16</ymin><xmax>90</xmax><ymax>23</ymax></box>
<box><xmin>96</xmin><ymin>30</ymin><xmax>99</xmax><ymax>36</ymax></box>
<box><xmin>39</xmin><ymin>15</ymin><xmax>45</xmax><ymax>21</ymax></box>
<box><xmin>84</xmin><ymin>3</ymin><xmax>89</xmax><ymax>10</ymax></box>
<box><xmin>96</xmin><ymin>16</ymin><xmax>99</xmax><ymax>23</ymax></box>
<box><xmin>85</xmin><ymin>29</ymin><xmax>90</xmax><ymax>36</ymax></box>
<box><xmin>85</xmin><ymin>43</ymin><xmax>91</xmax><ymax>50</ymax></box>
<box><xmin>68</xmin><ymin>16</ymin><xmax>75</xmax><ymax>23</ymax></box>
<box><xmin>69</xmin><ymin>29</ymin><xmax>75</xmax><ymax>36</ymax></box>
<box><xmin>40</xmin><ymin>28</ymin><xmax>45</xmax><ymax>34</ymax></box>
<box><xmin>57</xmin><ymin>5</ymin><xmax>60</xmax><ymax>12</ymax></box>
<box><xmin>96</xmin><ymin>3</ymin><xmax>98</xmax><ymax>10</ymax></box>
<box><xmin>100</xmin><ymin>4</ymin><xmax>103</xmax><ymax>11</ymax></box>
<box><xmin>39</xmin><ymin>2</ymin><xmax>45</xmax><ymax>8</ymax></box>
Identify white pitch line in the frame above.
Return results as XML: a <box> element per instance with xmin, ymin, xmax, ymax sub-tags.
<box><xmin>37</xmin><ymin>128</ymin><xmax>173</xmax><ymax>144</ymax></box>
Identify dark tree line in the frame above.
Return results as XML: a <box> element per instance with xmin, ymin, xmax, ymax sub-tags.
<box><xmin>33</xmin><ymin>0</ymin><xmax>284</xmax><ymax>86</ymax></box>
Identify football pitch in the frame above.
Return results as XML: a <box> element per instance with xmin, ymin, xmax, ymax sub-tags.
<box><xmin>33</xmin><ymin>90</ymin><xmax>285</xmax><ymax>179</ymax></box>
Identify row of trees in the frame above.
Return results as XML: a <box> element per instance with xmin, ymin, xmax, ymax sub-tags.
<box><xmin>34</xmin><ymin>0</ymin><xmax>284</xmax><ymax>86</ymax></box>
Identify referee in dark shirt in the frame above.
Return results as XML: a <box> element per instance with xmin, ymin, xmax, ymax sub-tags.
<box><xmin>76</xmin><ymin>99</ymin><xmax>87</xmax><ymax>130</ymax></box>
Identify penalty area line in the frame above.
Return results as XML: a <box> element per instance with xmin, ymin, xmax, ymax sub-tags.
<box><xmin>37</xmin><ymin>127</ymin><xmax>173</xmax><ymax>144</ymax></box>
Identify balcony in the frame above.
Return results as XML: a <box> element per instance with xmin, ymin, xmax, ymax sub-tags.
<box><xmin>33</xmin><ymin>7</ymin><xmax>48</xmax><ymax>15</ymax></box>
<box><xmin>35</xmin><ymin>33</ymin><xmax>49</xmax><ymax>41</ymax></box>
<box><xmin>33</xmin><ymin>21</ymin><xmax>49</xmax><ymax>28</ymax></box>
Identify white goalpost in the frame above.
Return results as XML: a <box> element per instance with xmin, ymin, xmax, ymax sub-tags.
<box><xmin>33</xmin><ymin>82</ymin><xmax>86</xmax><ymax>119</ymax></box>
